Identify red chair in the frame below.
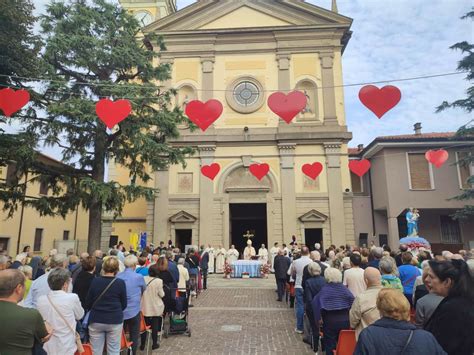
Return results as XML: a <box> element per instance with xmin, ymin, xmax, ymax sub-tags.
<box><xmin>333</xmin><ymin>330</ymin><xmax>356</xmax><ymax>355</ymax></box>
<box><xmin>120</xmin><ymin>329</ymin><xmax>133</xmax><ymax>353</ymax></box>
<box><xmin>140</xmin><ymin>313</ymin><xmax>152</xmax><ymax>352</ymax></box>
<box><xmin>74</xmin><ymin>343</ymin><xmax>92</xmax><ymax>355</ymax></box>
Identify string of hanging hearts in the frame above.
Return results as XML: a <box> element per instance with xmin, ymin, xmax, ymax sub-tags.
<box><xmin>0</xmin><ymin>84</ymin><xmax>453</xmax><ymax>177</ymax></box>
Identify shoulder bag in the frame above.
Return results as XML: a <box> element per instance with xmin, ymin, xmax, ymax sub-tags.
<box><xmin>82</xmin><ymin>278</ymin><xmax>117</xmax><ymax>328</ymax></box>
<box><xmin>47</xmin><ymin>295</ymin><xmax>85</xmax><ymax>354</ymax></box>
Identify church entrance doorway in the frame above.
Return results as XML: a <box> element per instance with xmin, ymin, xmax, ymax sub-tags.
<box><xmin>175</xmin><ymin>229</ymin><xmax>192</xmax><ymax>252</ymax></box>
<box><xmin>305</xmin><ymin>228</ymin><xmax>323</xmax><ymax>251</ymax></box>
<box><xmin>230</xmin><ymin>203</ymin><xmax>267</xmax><ymax>257</ymax></box>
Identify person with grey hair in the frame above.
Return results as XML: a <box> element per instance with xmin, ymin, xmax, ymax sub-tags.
<box><xmin>18</xmin><ymin>265</ymin><xmax>33</xmax><ymax>300</ymax></box>
<box><xmin>379</xmin><ymin>256</ymin><xmax>403</xmax><ymax>291</ymax></box>
<box><xmin>177</xmin><ymin>257</ymin><xmax>190</xmax><ymax>293</ymax></box>
<box><xmin>274</xmin><ymin>248</ymin><xmax>291</xmax><ymax>302</ymax></box>
<box><xmin>368</xmin><ymin>247</ymin><xmax>384</xmax><ymax>269</ymax></box>
<box><xmin>37</xmin><ymin>268</ymin><xmax>84</xmax><ymax>354</ymax></box>
<box><xmin>312</xmin><ymin>268</ymin><xmax>354</xmax><ymax>353</ymax></box>
<box><xmin>24</xmin><ymin>253</ymin><xmax>71</xmax><ymax>308</ymax></box>
<box><xmin>304</xmin><ymin>262</ymin><xmax>326</xmax><ymax>352</ymax></box>
<box><xmin>117</xmin><ymin>254</ymin><xmax>146</xmax><ymax>354</ymax></box>
<box><xmin>0</xmin><ymin>254</ymin><xmax>9</xmax><ymax>271</ymax></box>
<box><xmin>0</xmin><ymin>269</ymin><xmax>52</xmax><ymax>353</ymax></box>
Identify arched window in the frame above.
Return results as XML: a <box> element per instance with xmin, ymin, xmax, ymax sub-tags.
<box><xmin>295</xmin><ymin>80</ymin><xmax>319</xmax><ymax>121</ymax></box>
<box><xmin>176</xmin><ymin>85</ymin><xmax>197</xmax><ymax>110</ymax></box>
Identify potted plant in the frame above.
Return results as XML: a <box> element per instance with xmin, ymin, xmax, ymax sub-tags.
<box><xmin>224</xmin><ymin>263</ymin><xmax>233</xmax><ymax>278</ymax></box>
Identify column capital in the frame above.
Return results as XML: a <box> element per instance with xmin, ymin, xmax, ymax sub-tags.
<box><xmin>160</xmin><ymin>57</ymin><xmax>175</xmax><ymax>65</ymax></box>
<box><xmin>276</xmin><ymin>54</ymin><xmax>291</xmax><ymax>70</ymax></box>
<box><xmin>278</xmin><ymin>143</ymin><xmax>297</xmax><ymax>154</ymax></box>
<box><xmin>198</xmin><ymin>145</ymin><xmax>216</xmax><ymax>165</ymax></box>
<box><xmin>319</xmin><ymin>52</ymin><xmax>334</xmax><ymax>69</ymax></box>
<box><xmin>323</xmin><ymin>142</ymin><xmax>342</xmax><ymax>153</ymax></box>
<box><xmin>201</xmin><ymin>57</ymin><xmax>215</xmax><ymax>73</ymax></box>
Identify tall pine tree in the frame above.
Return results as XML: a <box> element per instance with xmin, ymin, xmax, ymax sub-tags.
<box><xmin>3</xmin><ymin>0</ymin><xmax>193</xmax><ymax>252</ymax></box>
<box><xmin>437</xmin><ymin>9</ymin><xmax>474</xmax><ymax>219</ymax></box>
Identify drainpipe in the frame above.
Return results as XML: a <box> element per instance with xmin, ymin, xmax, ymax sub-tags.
<box><xmin>367</xmin><ymin>167</ymin><xmax>376</xmax><ymax>240</ymax></box>
<box><xmin>16</xmin><ymin>171</ymin><xmax>28</xmax><ymax>254</ymax></box>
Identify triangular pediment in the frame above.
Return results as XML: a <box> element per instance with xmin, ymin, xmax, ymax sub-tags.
<box><xmin>144</xmin><ymin>0</ymin><xmax>352</xmax><ymax>32</ymax></box>
<box><xmin>299</xmin><ymin>209</ymin><xmax>328</xmax><ymax>223</ymax></box>
<box><xmin>169</xmin><ymin>210</ymin><xmax>197</xmax><ymax>223</ymax></box>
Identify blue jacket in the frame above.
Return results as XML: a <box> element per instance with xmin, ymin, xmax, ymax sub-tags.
<box><xmin>355</xmin><ymin>317</ymin><xmax>446</xmax><ymax>355</ymax></box>
<box><xmin>167</xmin><ymin>259</ymin><xmax>180</xmax><ymax>285</ymax></box>
<box><xmin>304</xmin><ymin>276</ymin><xmax>326</xmax><ymax>309</ymax></box>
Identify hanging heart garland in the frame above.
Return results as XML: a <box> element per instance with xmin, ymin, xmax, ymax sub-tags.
<box><xmin>201</xmin><ymin>163</ymin><xmax>221</xmax><ymax>180</ymax></box>
<box><xmin>425</xmin><ymin>149</ymin><xmax>449</xmax><ymax>168</ymax></box>
<box><xmin>185</xmin><ymin>99</ymin><xmax>223</xmax><ymax>131</ymax></box>
<box><xmin>349</xmin><ymin>159</ymin><xmax>371</xmax><ymax>177</ymax></box>
<box><xmin>95</xmin><ymin>99</ymin><xmax>132</xmax><ymax>129</ymax></box>
<box><xmin>0</xmin><ymin>88</ymin><xmax>30</xmax><ymax>117</ymax></box>
<box><xmin>358</xmin><ymin>85</ymin><xmax>401</xmax><ymax>118</ymax></box>
<box><xmin>249</xmin><ymin>163</ymin><xmax>270</xmax><ymax>181</ymax></box>
<box><xmin>302</xmin><ymin>162</ymin><xmax>324</xmax><ymax>180</ymax></box>
<box><xmin>267</xmin><ymin>91</ymin><xmax>307</xmax><ymax>124</ymax></box>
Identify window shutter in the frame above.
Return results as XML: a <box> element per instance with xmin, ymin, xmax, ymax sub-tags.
<box><xmin>408</xmin><ymin>153</ymin><xmax>431</xmax><ymax>189</ymax></box>
<box><xmin>458</xmin><ymin>152</ymin><xmax>471</xmax><ymax>189</ymax></box>
<box><xmin>350</xmin><ymin>172</ymin><xmax>362</xmax><ymax>193</ymax></box>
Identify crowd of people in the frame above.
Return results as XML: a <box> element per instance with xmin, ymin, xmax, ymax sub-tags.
<box><xmin>272</xmin><ymin>242</ymin><xmax>474</xmax><ymax>355</ymax></box>
<box><xmin>0</xmin><ymin>242</ymin><xmax>211</xmax><ymax>354</ymax></box>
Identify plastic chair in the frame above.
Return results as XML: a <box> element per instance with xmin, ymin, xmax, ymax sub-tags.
<box><xmin>333</xmin><ymin>330</ymin><xmax>356</xmax><ymax>355</ymax></box>
<box><xmin>140</xmin><ymin>313</ymin><xmax>152</xmax><ymax>353</ymax></box>
<box><xmin>120</xmin><ymin>329</ymin><xmax>133</xmax><ymax>353</ymax></box>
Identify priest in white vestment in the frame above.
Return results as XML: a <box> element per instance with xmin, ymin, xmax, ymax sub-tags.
<box><xmin>269</xmin><ymin>242</ymin><xmax>280</xmax><ymax>271</ymax></box>
<box><xmin>243</xmin><ymin>239</ymin><xmax>256</xmax><ymax>260</ymax></box>
<box><xmin>258</xmin><ymin>244</ymin><xmax>268</xmax><ymax>264</ymax></box>
<box><xmin>226</xmin><ymin>245</ymin><xmax>239</xmax><ymax>264</ymax></box>
<box><xmin>215</xmin><ymin>246</ymin><xmax>226</xmax><ymax>273</ymax></box>
<box><xmin>206</xmin><ymin>245</ymin><xmax>215</xmax><ymax>273</ymax></box>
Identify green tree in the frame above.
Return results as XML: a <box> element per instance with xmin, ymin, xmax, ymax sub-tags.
<box><xmin>2</xmin><ymin>0</ymin><xmax>193</xmax><ymax>252</ymax></box>
<box><xmin>437</xmin><ymin>9</ymin><xmax>474</xmax><ymax>219</ymax></box>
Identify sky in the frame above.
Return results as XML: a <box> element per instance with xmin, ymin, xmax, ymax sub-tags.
<box><xmin>21</xmin><ymin>0</ymin><xmax>474</xmax><ymax>156</ymax></box>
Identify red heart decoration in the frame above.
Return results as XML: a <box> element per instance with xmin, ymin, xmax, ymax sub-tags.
<box><xmin>358</xmin><ymin>85</ymin><xmax>401</xmax><ymax>118</ymax></box>
<box><xmin>349</xmin><ymin>159</ymin><xmax>371</xmax><ymax>177</ymax></box>
<box><xmin>267</xmin><ymin>91</ymin><xmax>307</xmax><ymax>124</ymax></box>
<box><xmin>302</xmin><ymin>162</ymin><xmax>324</xmax><ymax>180</ymax></box>
<box><xmin>425</xmin><ymin>149</ymin><xmax>448</xmax><ymax>168</ymax></box>
<box><xmin>185</xmin><ymin>99</ymin><xmax>223</xmax><ymax>131</ymax></box>
<box><xmin>95</xmin><ymin>99</ymin><xmax>132</xmax><ymax>129</ymax></box>
<box><xmin>249</xmin><ymin>163</ymin><xmax>270</xmax><ymax>181</ymax></box>
<box><xmin>201</xmin><ymin>163</ymin><xmax>221</xmax><ymax>180</ymax></box>
<box><xmin>0</xmin><ymin>88</ymin><xmax>30</xmax><ymax>117</ymax></box>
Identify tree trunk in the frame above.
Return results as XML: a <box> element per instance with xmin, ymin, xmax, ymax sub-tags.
<box><xmin>87</xmin><ymin>127</ymin><xmax>107</xmax><ymax>253</ymax></box>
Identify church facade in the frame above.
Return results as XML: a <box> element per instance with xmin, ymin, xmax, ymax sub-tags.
<box><xmin>104</xmin><ymin>0</ymin><xmax>356</xmax><ymax>252</ymax></box>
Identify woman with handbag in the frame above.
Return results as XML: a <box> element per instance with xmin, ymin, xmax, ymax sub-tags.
<box><xmin>85</xmin><ymin>257</ymin><xmax>127</xmax><ymax>355</ymax></box>
<box><xmin>37</xmin><ymin>268</ymin><xmax>85</xmax><ymax>354</ymax></box>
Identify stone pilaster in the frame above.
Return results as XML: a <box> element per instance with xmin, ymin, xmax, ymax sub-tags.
<box><xmin>387</xmin><ymin>217</ymin><xmax>400</xmax><ymax>249</ymax></box>
<box><xmin>200</xmin><ymin>57</ymin><xmax>214</xmax><ymax>102</ymax></box>
<box><xmin>153</xmin><ymin>169</ymin><xmax>170</xmax><ymax>244</ymax></box>
<box><xmin>278</xmin><ymin>143</ymin><xmax>297</xmax><ymax>240</ymax></box>
<box><xmin>324</xmin><ymin>143</ymin><xmax>345</xmax><ymax>246</ymax></box>
<box><xmin>198</xmin><ymin>145</ymin><xmax>216</xmax><ymax>247</ymax></box>
<box><xmin>319</xmin><ymin>52</ymin><xmax>338</xmax><ymax>126</ymax></box>
<box><xmin>277</xmin><ymin>54</ymin><xmax>291</xmax><ymax>128</ymax></box>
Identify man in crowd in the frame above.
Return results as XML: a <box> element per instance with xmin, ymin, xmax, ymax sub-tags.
<box><xmin>0</xmin><ymin>255</ymin><xmax>8</xmax><ymax>271</ymax></box>
<box><xmin>200</xmin><ymin>245</ymin><xmax>209</xmax><ymax>290</ymax></box>
<box><xmin>166</xmin><ymin>250</ymin><xmax>180</xmax><ymax>285</ymax></box>
<box><xmin>24</xmin><ymin>254</ymin><xmax>70</xmax><ymax>308</ymax></box>
<box><xmin>395</xmin><ymin>244</ymin><xmax>408</xmax><ymax>266</ymax></box>
<box><xmin>273</xmin><ymin>249</ymin><xmax>290</xmax><ymax>302</ymax></box>
<box><xmin>289</xmin><ymin>246</ymin><xmax>312</xmax><ymax>334</ymax></box>
<box><xmin>0</xmin><ymin>269</ymin><xmax>52</xmax><ymax>354</ymax></box>
<box><xmin>349</xmin><ymin>267</ymin><xmax>383</xmax><ymax>339</ymax></box>
<box><xmin>302</xmin><ymin>250</ymin><xmax>326</xmax><ymax>291</ymax></box>
<box><xmin>117</xmin><ymin>255</ymin><xmax>146</xmax><ymax>354</ymax></box>
<box><xmin>368</xmin><ymin>247</ymin><xmax>383</xmax><ymax>269</ymax></box>
<box><xmin>93</xmin><ymin>249</ymin><xmax>104</xmax><ymax>276</ymax></box>
<box><xmin>398</xmin><ymin>252</ymin><xmax>420</xmax><ymax>306</ymax></box>
<box><xmin>343</xmin><ymin>253</ymin><xmax>367</xmax><ymax>297</ymax></box>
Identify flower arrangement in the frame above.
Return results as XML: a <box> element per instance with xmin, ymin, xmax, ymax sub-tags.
<box><xmin>224</xmin><ymin>262</ymin><xmax>233</xmax><ymax>278</ymax></box>
<box><xmin>260</xmin><ymin>263</ymin><xmax>271</xmax><ymax>277</ymax></box>
<box><xmin>242</xmin><ymin>271</ymin><xmax>250</xmax><ymax>279</ymax></box>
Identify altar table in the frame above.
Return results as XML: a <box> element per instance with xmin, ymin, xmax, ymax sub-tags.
<box><xmin>231</xmin><ymin>260</ymin><xmax>262</xmax><ymax>278</ymax></box>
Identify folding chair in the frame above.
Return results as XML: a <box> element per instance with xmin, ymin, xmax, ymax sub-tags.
<box><xmin>333</xmin><ymin>329</ymin><xmax>356</xmax><ymax>355</ymax></box>
<box><xmin>120</xmin><ymin>329</ymin><xmax>133</xmax><ymax>354</ymax></box>
<box><xmin>140</xmin><ymin>313</ymin><xmax>152</xmax><ymax>353</ymax></box>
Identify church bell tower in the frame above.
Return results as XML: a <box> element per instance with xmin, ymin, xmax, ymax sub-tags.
<box><xmin>119</xmin><ymin>0</ymin><xmax>177</xmax><ymax>27</ymax></box>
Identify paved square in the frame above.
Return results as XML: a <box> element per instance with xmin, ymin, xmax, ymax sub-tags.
<box><xmin>154</xmin><ymin>274</ymin><xmax>315</xmax><ymax>354</ymax></box>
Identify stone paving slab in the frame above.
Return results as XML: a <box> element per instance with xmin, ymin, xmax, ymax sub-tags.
<box><xmin>142</xmin><ymin>275</ymin><xmax>315</xmax><ymax>355</ymax></box>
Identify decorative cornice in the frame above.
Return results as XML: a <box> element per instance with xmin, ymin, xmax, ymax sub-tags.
<box><xmin>198</xmin><ymin>145</ymin><xmax>216</xmax><ymax>152</ymax></box>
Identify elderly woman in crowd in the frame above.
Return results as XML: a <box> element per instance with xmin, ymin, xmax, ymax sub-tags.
<box><xmin>140</xmin><ymin>263</ymin><xmax>165</xmax><ymax>351</ymax></box>
<box><xmin>37</xmin><ymin>268</ymin><xmax>84</xmax><ymax>355</ymax></box>
<box><xmin>312</xmin><ymin>267</ymin><xmax>354</xmax><ymax>354</ymax></box>
<box><xmin>354</xmin><ymin>288</ymin><xmax>446</xmax><ymax>354</ymax></box>
<box><xmin>379</xmin><ymin>256</ymin><xmax>403</xmax><ymax>291</ymax></box>
<box><xmin>424</xmin><ymin>260</ymin><xmax>474</xmax><ymax>355</ymax></box>
<box><xmin>117</xmin><ymin>254</ymin><xmax>146</xmax><ymax>355</ymax></box>
<box><xmin>177</xmin><ymin>258</ymin><xmax>190</xmax><ymax>294</ymax></box>
<box><xmin>304</xmin><ymin>262</ymin><xmax>326</xmax><ymax>352</ymax></box>
<box><xmin>156</xmin><ymin>257</ymin><xmax>176</xmax><ymax>313</ymax></box>
<box><xmin>73</xmin><ymin>256</ymin><xmax>96</xmax><ymax>310</ymax></box>
<box><xmin>86</xmin><ymin>257</ymin><xmax>127</xmax><ymax>355</ymax></box>
<box><xmin>18</xmin><ymin>265</ymin><xmax>33</xmax><ymax>300</ymax></box>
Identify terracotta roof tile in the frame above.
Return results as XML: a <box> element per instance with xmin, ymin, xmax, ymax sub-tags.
<box><xmin>376</xmin><ymin>132</ymin><xmax>455</xmax><ymax>140</ymax></box>
<box><xmin>348</xmin><ymin>148</ymin><xmax>361</xmax><ymax>155</ymax></box>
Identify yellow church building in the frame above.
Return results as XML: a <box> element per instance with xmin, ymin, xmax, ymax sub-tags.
<box><xmin>106</xmin><ymin>0</ymin><xmax>356</xmax><ymax>252</ymax></box>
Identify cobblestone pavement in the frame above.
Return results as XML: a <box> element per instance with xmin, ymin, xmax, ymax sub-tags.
<box><xmin>145</xmin><ymin>274</ymin><xmax>315</xmax><ymax>355</ymax></box>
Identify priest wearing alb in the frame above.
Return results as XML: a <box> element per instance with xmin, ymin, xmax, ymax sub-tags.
<box><xmin>270</xmin><ymin>242</ymin><xmax>280</xmax><ymax>271</ymax></box>
<box><xmin>226</xmin><ymin>245</ymin><xmax>239</xmax><ymax>263</ymax></box>
<box><xmin>243</xmin><ymin>240</ymin><xmax>256</xmax><ymax>260</ymax></box>
<box><xmin>258</xmin><ymin>244</ymin><xmax>268</xmax><ymax>264</ymax></box>
<box><xmin>215</xmin><ymin>246</ymin><xmax>226</xmax><ymax>273</ymax></box>
<box><xmin>206</xmin><ymin>244</ymin><xmax>215</xmax><ymax>274</ymax></box>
